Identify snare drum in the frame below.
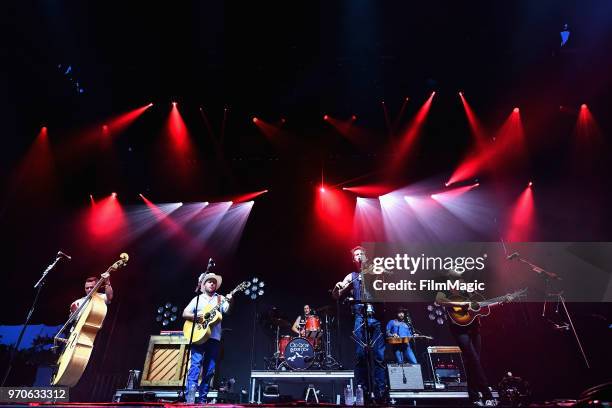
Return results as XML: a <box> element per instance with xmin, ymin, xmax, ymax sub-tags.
<box><xmin>304</xmin><ymin>315</ymin><xmax>322</xmax><ymax>338</ymax></box>
<box><xmin>278</xmin><ymin>335</ymin><xmax>292</xmax><ymax>356</ymax></box>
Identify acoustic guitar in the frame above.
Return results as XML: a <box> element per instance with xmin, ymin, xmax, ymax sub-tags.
<box><xmin>446</xmin><ymin>288</ymin><xmax>527</xmax><ymax>326</ymax></box>
<box><xmin>182</xmin><ymin>281</ymin><xmax>249</xmax><ymax>344</ymax></box>
<box><xmin>51</xmin><ymin>253</ymin><xmax>129</xmax><ymax>386</ymax></box>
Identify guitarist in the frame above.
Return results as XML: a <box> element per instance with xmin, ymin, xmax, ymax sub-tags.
<box><xmin>182</xmin><ymin>272</ymin><xmax>233</xmax><ymax>403</ymax></box>
<box><xmin>385</xmin><ymin>309</ymin><xmax>417</xmax><ymax>364</ymax></box>
<box><xmin>435</xmin><ymin>286</ymin><xmax>496</xmax><ymax>407</ymax></box>
<box><xmin>333</xmin><ymin>246</ymin><xmax>386</xmax><ymax>403</ymax></box>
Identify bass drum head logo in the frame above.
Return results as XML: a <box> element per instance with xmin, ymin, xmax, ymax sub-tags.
<box><xmin>283</xmin><ymin>337</ymin><xmax>314</xmax><ymax>370</ymax></box>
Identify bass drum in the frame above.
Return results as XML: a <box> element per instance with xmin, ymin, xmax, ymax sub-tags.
<box><xmin>283</xmin><ymin>337</ymin><xmax>315</xmax><ymax>370</ymax></box>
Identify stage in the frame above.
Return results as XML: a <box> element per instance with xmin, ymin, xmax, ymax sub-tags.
<box><xmin>2</xmin><ymin>1</ymin><xmax>612</xmax><ymax>407</ymax></box>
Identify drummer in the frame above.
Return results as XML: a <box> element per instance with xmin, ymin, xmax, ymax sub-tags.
<box><xmin>386</xmin><ymin>309</ymin><xmax>417</xmax><ymax>364</ymax></box>
<box><xmin>292</xmin><ymin>304</ymin><xmax>314</xmax><ymax>337</ymax></box>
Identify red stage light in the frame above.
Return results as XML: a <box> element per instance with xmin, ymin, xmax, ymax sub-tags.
<box><xmin>148</xmin><ymin>102</ymin><xmax>154</xmax><ymax>107</ymax></box>
<box><xmin>86</xmin><ymin>193</ymin><xmax>127</xmax><ymax>243</ymax></box>
<box><xmin>389</xmin><ymin>91</ymin><xmax>435</xmax><ymax>170</ymax></box>
<box><xmin>252</xmin><ymin>117</ymin><xmax>258</xmax><ymax>123</ymax></box>
<box><xmin>513</xmin><ymin>107</ymin><xmax>519</xmax><ymax>113</ymax></box>
<box><xmin>172</xmin><ymin>102</ymin><xmax>177</xmax><ymax>106</ymax></box>
<box><xmin>230</xmin><ymin>190</ymin><xmax>269</xmax><ymax>203</ymax></box>
<box><xmin>351</xmin><ymin>115</ymin><xmax>357</xmax><ymax>121</ymax></box>
<box><xmin>506</xmin><ymin>185</ymin><xmax>535</xmax><ymax>242</ymax></box>
<box><xmin>458</xmin><ymin>91</ymin><xmax>463</xmax><ymax>96</ymax></box>
<box><xmin>528</xmin><ymin>181</ymin><xmax>533</xmax><ymax>187</ymax></box>
<box><xmin>320</xmin><ymin>187</ymin><xmax>326</xmax><ymax>193</ymax></box>
<box><xmin>111</xmin><ymin>192</ymin><xmax>117</xmax><ymax>198</ymax></box>
<box><xmin>323</xmin><ymin>114</ymin><xmax>329</xmax><ymax>121</ymax></box>
<box><xmin>581</xmin><ymin>104</ymin><xmax>587</xmax><ymax>109</ymax></box>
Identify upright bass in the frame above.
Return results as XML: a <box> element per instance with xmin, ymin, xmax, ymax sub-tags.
<box><xmin>51</xmin><ymin>253</ymin><xmax>129</xmax><ymax>387</ymax></box>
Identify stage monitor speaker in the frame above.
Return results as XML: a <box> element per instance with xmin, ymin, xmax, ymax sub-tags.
<box><xmin>387</xmin><ymin>363</ymin><xmax>424</xmax><ymax>390</ymax></box>
<box><xmin>118</xmin><ymin>391</ymin><xmax>157</xmax><ymax>402</ymax></box>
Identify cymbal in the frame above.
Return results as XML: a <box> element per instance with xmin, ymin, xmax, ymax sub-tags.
<box><xmin>268</xmin><ymin>317</ymin><xmax>291</xmax><ymax>329</ymax></box>
<box><xmin>316</xmin><ymin>304</ymin><xmax>336</xmax><ymax>315</ymax></box>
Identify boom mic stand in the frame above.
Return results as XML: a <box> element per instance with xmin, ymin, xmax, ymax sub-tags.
<box><xmin>1</xmin><ymin>252</ymin><xmax>68</xmax><ymax>387</ymax></box>
<box><xmin>354</xmin><ymin>260</ymin><xmax>376</xmax><ymax>403</ymax></box>
<box><xmin>179</xmin><ymin>280</ymin><xmax>201</xmax><ymax>401</ymax></box>
<box><xmin>179</xmin><ymin>258</ymin><xmax>215</xmax><ymax>401</ymax></box>
<box><xmin>508</xmin><ymin>252</ymin><xmax>590</xmax><ymax>368</ymax></box>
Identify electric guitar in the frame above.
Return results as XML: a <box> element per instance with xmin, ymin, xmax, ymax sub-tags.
<box><xmin>182</xmin><ymin>281</ymin><xmax>249</xmax><ymax>344</ymax></box>
<box><xmin>446</xmin><ymin>288</ymin><xmax>527</xmax><ymax>326</ymax></box>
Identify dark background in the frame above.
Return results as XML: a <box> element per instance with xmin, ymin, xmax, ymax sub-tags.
<box><xmin>1</xmin><ymin>0</ymin><xmax>611</xmax><ymax>402</ymax></box>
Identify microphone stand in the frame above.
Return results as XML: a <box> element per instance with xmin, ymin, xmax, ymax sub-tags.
<box><xmin>510</xmin><ymin>253</ymin><xmax>589</xmax><ymax>368</ymax></box>
<box><xmin>178</xmin><ymin>283</ymin><xmax>201</xmax><ymax>401</ymax></box>
<box><xmin>1</xmin><ymin>253</ymin><xmax>65</xmax><ymax>386</ymax></box>
<box><xmin>358</xmin><ymin>260</ymin><xmax>375</xmax><ymax>404</ymax></box>
<box><xmin>179</xmin><ymin>260</ymin><xmax>213</xmax><ymax>402</ymax></box>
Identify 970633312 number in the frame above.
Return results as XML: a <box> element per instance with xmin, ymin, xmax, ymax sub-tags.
<box><xmin>0</xmin><ymin>387</ymin><xmax>69</xmax><ymax>402</ymax></box>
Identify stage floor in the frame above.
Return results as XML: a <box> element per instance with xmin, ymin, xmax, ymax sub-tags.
<box><xmin>1</xmin><ymin>402</ymin><xmax>580</xmax><ymax>408</ymax></box>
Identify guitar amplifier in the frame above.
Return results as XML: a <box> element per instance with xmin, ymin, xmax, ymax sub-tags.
<box><xmin>141</xmin><ymin>335</ymin><xmax>191</xmax><ymax>387</ymax></box>
<box><xmin>426</xmin><ymin>346</ymin><xmax>466</xmax><ymax>387</ymax></box>
<box><xmin>387</xmin><ymin>364</ymin><xmax>424</xmax><ymax>390</ymax></box>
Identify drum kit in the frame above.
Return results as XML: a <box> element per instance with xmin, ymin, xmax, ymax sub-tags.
<box><xmin>264</xmin><ymin>306</ymin><xmax>341</xmax><ymax>371</ymax></box>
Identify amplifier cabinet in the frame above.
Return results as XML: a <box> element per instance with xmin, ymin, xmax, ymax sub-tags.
<box><xmin>387</xmin><ymin>363</ymin><xmax>425</xmax><ymax>390</ymax></box>
<box><xmin>141</xmin><ymin>335</ymin><xmax>191</xmax><ymax>387</ymax></box>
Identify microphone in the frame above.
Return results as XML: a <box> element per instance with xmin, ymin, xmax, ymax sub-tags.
<box><xmin>208</xmin><ymin>258</ymin><xmax>215</xmax><ymax>269</ymax></box>
<box><xmin>507</xmin><ymin>252</ymin><xmax>519</xmax><ymax>260</ymax></box>
<box><xmin>57</xmin><ymin>251</ymin><xmax>72</xmax><ymax>261</ymax></box>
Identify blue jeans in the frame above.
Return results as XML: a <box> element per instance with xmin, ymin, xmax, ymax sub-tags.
<box><xmin>186</xmin><ymin>339</ymin><xmax>220</xmax><ymax>399</ymax></box>
<box><xmin>392</xmin><ymin>343</ymin><xmax>417</xmax><ymax>364</ymax></box>
<box><xmin>353</xmin><ymin>311</ymin><xmax>386</xmax><ymax>398</ymax></box>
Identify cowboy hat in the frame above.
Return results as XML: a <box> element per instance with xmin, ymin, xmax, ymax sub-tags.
<box><xmin>198</xmin><ymin>272</ymin><xmax>222</xmax><ymax>290</ymax></box>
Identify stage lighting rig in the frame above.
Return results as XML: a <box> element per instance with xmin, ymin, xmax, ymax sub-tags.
<box><xmin>426</xmin><ymin>304</ymin><xmax>447</xmax><ymax>326</ymax></box>
<box><xmin>245</xmin><ymin>277</ymin><xmax>265</xmax><ymax>300</ymax></box>
<box><xmin>155</xmin><ymin>302</ymin><xmax>179</xmax><ymax>326</ymax></box>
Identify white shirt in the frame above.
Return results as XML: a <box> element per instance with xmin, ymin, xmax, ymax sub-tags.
<box><xmin>184</xmin><ymin>293</ymin><xmax>229</xmax><ymax>341</ymax></box>
<box><xmin>70</xmin><ymin>293</ymin><xmax>109</xmax><ymax>315</ymax></box>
